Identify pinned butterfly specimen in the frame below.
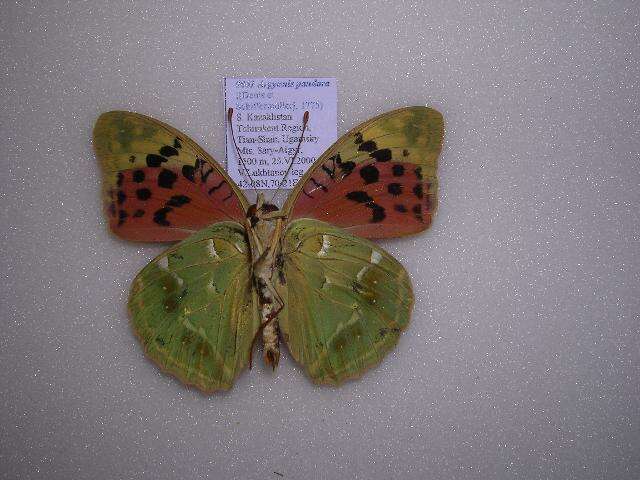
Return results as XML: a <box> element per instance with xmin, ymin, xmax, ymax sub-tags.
<box><xmin>93</xmin><ymin>106</ymin><xmax>443</xmax><ymax>392</ymax></box>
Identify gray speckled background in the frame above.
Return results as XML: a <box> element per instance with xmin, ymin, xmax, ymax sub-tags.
<box><xmin>1</xmin><ymin>1</ymin><xmax>639</xmax><ymax>479</ymax></box>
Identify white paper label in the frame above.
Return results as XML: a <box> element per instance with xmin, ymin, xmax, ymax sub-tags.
<box><xmin>224</xmin><ymin>77</ymin><xmax>337</xmax><ymax>190</ymax></box>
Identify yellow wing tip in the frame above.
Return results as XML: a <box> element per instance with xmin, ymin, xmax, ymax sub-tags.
<box><xmin>391</xmin><ymin>104</ymin><xmax>443</xmax><ymax>116</ymax></box>
<box><xmin>94</xmin><ymin>109</ymin><xmax>130</xmax><ymax>127</ymax></box>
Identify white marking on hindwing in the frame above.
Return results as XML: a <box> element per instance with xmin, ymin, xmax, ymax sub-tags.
<box><xmin>157</xmin><ymin>255</ymin><xmax>184</xmax><ymax>287</ymax></box>
<box><xmin>356</xmin><ymin>266</ymin><xmax>368</xmax><ymax>281</ymax></box>
<box><xmin>327</xmin><ymin>309</ymin><xmax>362</xmax><ymax>345</ymax></box>
<box><xmin>207</xmin><ymin>239</ymin><xmax>220</xmax><ymax>259</ymax></box>
<box><xmin>318</xmin><ymin>235</ymin><xmax>331</xmax><ymax>257</ymax></box>
<box><xmin>354</xmin><ymin>250</ymin><xmax>383</xmax><ymax>283</ymax></box>
<box><xmin>158</xmin><ymin>256</ymin><xmax>169</xmax><ymax>270</ymax></box>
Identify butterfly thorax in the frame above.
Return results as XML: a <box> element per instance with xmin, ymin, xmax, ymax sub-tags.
<box><xmin>244</xmin><ymin>193</ymin><xmax>287</xmax><ymax>369</ymax></box>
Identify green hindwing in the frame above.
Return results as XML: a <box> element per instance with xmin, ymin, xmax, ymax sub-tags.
<box><xmin>128</xmin><ymin>222</ymin><xmax>259</xmax><ymax>392</ymax></box>
<box><xmin>278</xmin><ymin>219</ymin><xmax>414</xmax><ymax>385</ymax></box>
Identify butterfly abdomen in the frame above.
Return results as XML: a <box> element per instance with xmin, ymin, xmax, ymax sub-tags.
<box><xmin>253</xmin><ymin>252</ymin><xmax>282</xmax><ymax>370</ymax></box>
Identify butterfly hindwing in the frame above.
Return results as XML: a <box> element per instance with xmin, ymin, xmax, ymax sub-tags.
<box><xmin>128</xmin><ymin>222</ymin><xmax>259</xmax><ymax>392</ymax></box>
<box><xmin>276</xmin><ymin>218</ymin><xmax>414</xmax><ymax>385</ymax></box>
<box><xmin>283</xmin><ymin>106</ymin><xmax>443</xmax><ymax>238</ymax></box>
<box><xmin>94</xmin><ymin>111</ymin><xmax>248</xmax><ymax>242</ymax></box>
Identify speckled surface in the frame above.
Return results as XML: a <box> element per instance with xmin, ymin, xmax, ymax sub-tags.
<box><xmin>1</xmin><ymin>2</ymin><xmax>639</xmax><ymax>479</ymax></box>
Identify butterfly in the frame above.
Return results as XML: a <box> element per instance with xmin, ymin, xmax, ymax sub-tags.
<box><xmin>93</xmin><ymin>106</ymin><xmax>443</xmax><ymax>392</ymax></box>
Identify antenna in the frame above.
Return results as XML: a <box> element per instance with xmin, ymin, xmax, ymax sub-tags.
<box><xmin>227</xmin><ymin>108</ymin><xmax>259</xmax><ymax>196</ymax></box>
<box><xmin>270</xmin><ymin>110</ymin><xmax>309</xmax><ymax>202</ymax></box>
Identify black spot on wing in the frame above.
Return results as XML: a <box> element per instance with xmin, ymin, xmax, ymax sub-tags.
<box><xmin>334</xmin><ymin>154</ymin><xmax>355</xmax><ymax>177</ymax></box>
<box><xmin>132</xmin><ymin>170</ymin><xmax>145</xmax><ymax>183</ymax></box>
<box><xmin>346</xmin><ymin>191</ymin><xmax>373</xmax><ymax>203</ymax></box>
<box><xmin>158</xmin><ymin>169</ymin><xmax>178</xmax><ymax>189</ymax></box>
<box><xmin>354</xmin><ymin>132</ymin><xmax>363</xmax><ymax>144</ymax></box>
<box><xmin>117</xmin><ymin>209</ymin><xmax>128</xmax><ymax>226</ymax></box>
<box><xmin>402</xmin><ymin>149</ymin><xmax>410</xmax><ymax>157</ymax></box>
<box><xmin>116</xmin><ymin>172</ymin><xmax>124</xmax><ymax>187</ymax></box>
<box><xmin>136</xmin><ymin>188</ymin><xmax>151</xmax><ymax>201</ymax></box>
<box><xmin>394</xmin><ymin>204</ymin><xmax>407</xmax><ymax>213</ymax></box>
<box><xmin>358</xmin><ymin>140</ymin><xmax>377</xmax><ymax>152</ymax></box>
<box><xmin>174</xmin><ymin>138</ymin><xmax>182</xmax><ymax>149</ymax></box>
<box><xmin>366</xmin><ymin>202</ymin><xmax>386</xmax><ymax>222</ymax></box>
<box><xmin>159</xmin><ymin>145</ymin><xmax>179</xmax><ymax>157</ymax></box>
<box><xmin>413</xmin><ymin>183</ymin><xmax>424</xmax><ymax>199</ymax></box>
<box><xmin>339</xmin><ymin>160</ymin><xmax>355</xmax><ymax>176</ymax></box>
<box><xmin>412</xmin><ymin>204</ymin><xmax>423</xmax><ymax>221</ymax></box>
<box><xmin>392</xmin><ymin>164</ymin><xmax>405</xmax><ymax>176</ymax></box>
<box><xmin>182</xmin><ymin>165</ymin><xmax>196</xmax><ymax>182</ymax></box>
<box><xmin>128</xmin><ymin>155</ymin><xmax>136</xmax><ymax>163</ymax></box>
<box><xmin>166</xmin><ymin>195</ymin><xmax>191</xmax><ymax>207</ymax></box>
<box><xmin>146</xmin><ymin>154</ymin><xmax>167</xmax><ymax>167</ymax></box>
<box><xmin>321</xmin><ymin>163</ymin><xmax>335</xmax><ymax>179</ymax></box>
<box><xmin>310</xmin><ymin>177</ymin><xmax>328</xmax><ymax>192</ymax></box>
<box><xmin>208</xmin><ymin>180</ymin><xmax>227</xmax><ymax>196</ymax></box>
<box><xmin>359</xmin><ymin>164</ymin><xmax>379</xmax><ymax>184</ymax></box>
<box><xmin>201</xmin><ymin>166</ymin><xmax>213</xmax><ymax>182</ymax></box>
<box><xmin>414</xmin><ymin>167</ymin><xmax>423</xmax><ymax>180</ymax></box>
<box><xmin>153</xmin><ymin>207</ymin><xmax>172</xmax><ymax>226</ymax></box>
<box><xmin>388</xmin><ymin>183</ymin><xmax>402</xmax><ymax>196</ymax></box>
<box><xmin>117</xmin><ymin>190</ymin><xmax>126</xmax><ymax>205</ymax></box>
<box><xmin>370</xmin><ymin>148</ymin><xmax>392</xmax><ymax>162</ymax></box>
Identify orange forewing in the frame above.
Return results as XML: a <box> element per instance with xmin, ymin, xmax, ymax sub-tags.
<box><xmin>94</xmin><ymin>111</ymin><xmax>248</xmax><ymax>242</ymax></box>
<box><xmin>105</xmin><ymin>163</ymin><xmax>245</xmax><ymax>242</ymax></box>
<box><xmin>284</xmin><ymin>106</ymin><xmax>442</xmax><ymax>238</ymax></box>
<box><xmin>290</xmin><ymin>160</ymin><xmax>435</xmax><ymax>239</ymax></box>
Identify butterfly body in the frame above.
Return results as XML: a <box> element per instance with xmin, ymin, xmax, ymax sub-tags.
<box><xmin>94</xmin><ymin>106</ymin><xmax>443</xmax><ymax>392</ymax></box>
<box><xmin>243</xmin><ymin>193</ymin><xmax>287</xmax><ymax>368</ymax></box>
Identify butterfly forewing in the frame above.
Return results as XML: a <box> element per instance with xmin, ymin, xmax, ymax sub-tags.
<box><xmin>94</xmin><ymin>111</ymin><xmax>248</xmax><ymax>242</ymax></box>
<box><xmin>128</xmin><ymin>222</ymin><xmax>259</xmax><ymax>392</ymax></box>
<box><xmin>276</xmin><ymin>218</ymin><xmax>414</xmax><ymax>385</ymax></box>
<box><xmin>284</xmin><ymin>106</ymin><xmax>443</xmax><ymax>238</ymax></box>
